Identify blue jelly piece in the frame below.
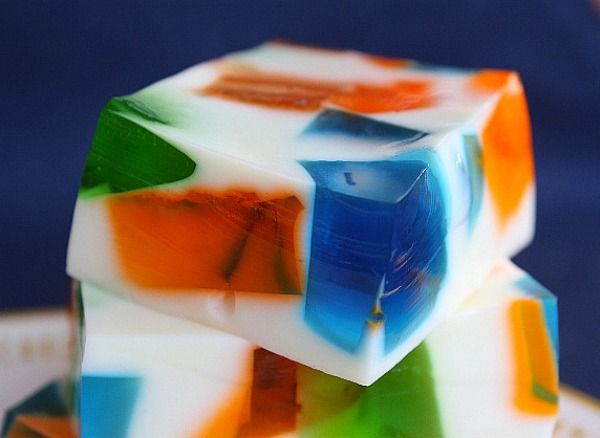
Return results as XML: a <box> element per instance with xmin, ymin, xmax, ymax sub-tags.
<box><xmin>515</xmin><ymin>276</ymin><xmax>559</xmax><ymax>359</ymax></box>
<box><xmin>409</xmin><ymin>61</ymin><xmax>476</xmax><ymax>75</ymax></box>
<box><xmin>81</xmin><ymin>374</ymin><xmax>142</xmax><ymax>438</ymax></box>
<box><xmin>381</xmin><ymin>165</ymin><xmax>447</xmax><ymax>351</ymax></box>
<box><xmin>302</xmin><ymin>109</ymin><xmax>428</xmax><ymax>143</ymax></box>
<box><xmin>462</xmin><ymin>134</ymin><xmax>484</xmax><ymax>233</ymax></box>
<box><xmin>1</xmin><ymin>380</ymin><xmax>69</xmax><ymax>436</ymax></box>
<box><xmin>301</xmin><ymin>160</ymin><xmax>447</xmax><ymax>352</ymax></box>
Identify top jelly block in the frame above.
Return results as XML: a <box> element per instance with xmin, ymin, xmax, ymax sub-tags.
<box><xmin>67</xmin><ymin>41</ymin><xmax>535</xmax><ymax>384</ymax></box>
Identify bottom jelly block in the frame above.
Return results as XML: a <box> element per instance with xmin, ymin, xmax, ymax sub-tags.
<box><xmin>76</xmin><ymin>261</ymin><xmax>558</xmax><ymax>438</ymax></box>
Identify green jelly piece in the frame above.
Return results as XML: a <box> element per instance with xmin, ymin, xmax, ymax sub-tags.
<box><xmin>532</xmin><ymin>382</ymin><xmax>559</xmax><ymax>405</ymax></box>
<box><xmin>298</xmin><ymin>343</ymin><xmax>443</xmax><ymax>438</ymax></box>
<box><xmin>80</xmin><ymin>96</ymin><xmax>196</xmax><ymax>198</ymax></box>
<box><xmin>108</xmin><ymin>96</ymin><xmax>169</xmax><ymax>124</ymax></box>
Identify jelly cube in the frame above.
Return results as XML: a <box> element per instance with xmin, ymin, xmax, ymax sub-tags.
<box><xmin>68</xmin><ymin>42</ymin><xmax>535</xmax><ymax>383</ymax></box>
<box><xmin>75</xmin><ymin>261</ymin><xmax>557</xmax><ymax>437</ymax></box>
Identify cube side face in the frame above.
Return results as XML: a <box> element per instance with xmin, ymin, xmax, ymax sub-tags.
<box><xmin>67</xmin><ymin>42</ymin><xmax>536</xmax><ymax>383</ymax></box>
<box><xmin>78</xmin><ymin>283</ymin><xmax>257</xmax><ymax>438</ymax></box>
<box><xmin>75</xmin><ymin>262</ymin><xmax>557</xmax><ymax>438</ymax></box>
<box><xmin>72</xmin><ymin>94</ymin><xmax>311</xmax><ymax>296</ymax></box>
<box><xmin>429</xmin><ymin>263</ymin><xmax>558</xmax><ymax>437</ymax></box>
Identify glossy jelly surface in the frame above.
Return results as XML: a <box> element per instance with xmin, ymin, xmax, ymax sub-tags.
<box><xmin>68</xmin><ymin>41</ymin><xmax>536</xmax><ymax>383</ymax></box>
<box><xmin>74</xmin><ymin>261</ymin><xmax>557</xmax><ymax>438</ymax></box>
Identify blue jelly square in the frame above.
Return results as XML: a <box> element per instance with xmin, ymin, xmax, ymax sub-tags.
<box><xmin>81</xmin><ymin>374</ymin><xmax>142</xmax><ymax>438</ymax></box>
<box><xmin>301</xmin><ymin>160</ymin><xmax>447</xmax><ymax>353</ymax></box>
<box><xmin>302</xmin><ymin>109</ymin><xmax>428</xmax><ymax>143</ymax></box>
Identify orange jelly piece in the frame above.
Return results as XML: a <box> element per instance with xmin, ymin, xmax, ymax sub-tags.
<box><xmin>509</xmin><ymin>299</ymin><xmax>559</xmax><ymax>415</ymax></box>
<box><xmin>364</xmin><ymin>53</ymin><xmax>411</xmax><ymax>69</ymax></box>
<box><xmin>202</xmin><ymin>73</ymin><xmax>340</xmax><ymax>111</ymax></box>
<box><xmin>199</xmin><ymin>348</ymin><xmax>298</xmax><ymax>438</ymax></box>
<box><xmin>8</xmin><ymin>416</ymin><xmax>77</xmax><ymax>438</ymax></box>
<box><xmin>201</xmin><ymin>70</ymin><xmax>434</xmax><ymax>114</ymax></box>
<box><xmin>194</xmin><ymin>351</ymin><xmax>254</xmax><ymax>438</ymax></box>
<box><xmin>329</xmin><ymin>80</ymin><xmax>433</xmax><ymax>113</ymax></box>
<box><xmin>108</xmin><ymin>190</ymin><xmax>303</xmax><ymax>294</ymax></box>
<box><xmin>239</xmin><ymin>349</ymin><xmax>298</xmax><ymax>437</ymax></box>
<box><xmin>472</xmin><ymin>70</ymin><xmax>534</xmax><ymax>228</ymax></box>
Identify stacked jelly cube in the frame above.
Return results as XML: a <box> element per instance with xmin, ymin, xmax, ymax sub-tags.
<box><xmin>68</xmin><ymin>263</ymin><xmax>557</xmax><ymax>438</ymax></box>
<box><xmin>54</xmin><ymin>42</ymin><xmax>559</xmax><ymax>437</ymax></box>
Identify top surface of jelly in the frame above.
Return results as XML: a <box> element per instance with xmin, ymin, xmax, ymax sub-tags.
<box><xmin>86</xmin><ymin>41</ymin><xmax>514</xmax><ymax>191</ymax></box>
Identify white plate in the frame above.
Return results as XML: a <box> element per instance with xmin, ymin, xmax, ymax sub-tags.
<box><xmin>1</xmin><ymin>309</ymin><xmax>599</xmax><ymax>437</ymax></box>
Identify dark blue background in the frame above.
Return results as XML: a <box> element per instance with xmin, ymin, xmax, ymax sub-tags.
<box><xmin>1</xmin><ymin>1</ymin><xmax>599</xmax><ymax>397</ymax></box>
